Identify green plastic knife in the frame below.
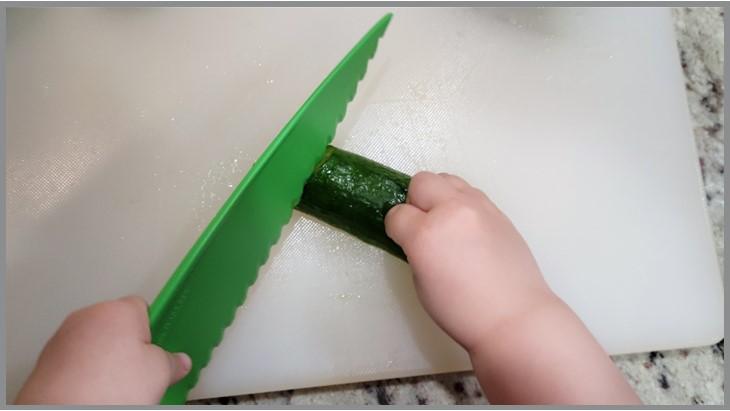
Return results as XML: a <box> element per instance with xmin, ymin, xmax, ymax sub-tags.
<box><xmin>148</xmin><ymin>13</ymin><xmax>393</xmax><ymax>404</ymax></box>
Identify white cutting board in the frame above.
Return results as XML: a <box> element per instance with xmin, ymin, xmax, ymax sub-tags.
<box><xmin>7</xmin><ymin>8</ymin><xmax>722</xmax><ymax>401</ymax></box>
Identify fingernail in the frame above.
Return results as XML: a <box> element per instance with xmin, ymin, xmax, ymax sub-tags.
<box><xmin>176</xmin><ymin>352</ymin><xmax>192</xmax><ymax>372</ymax></box>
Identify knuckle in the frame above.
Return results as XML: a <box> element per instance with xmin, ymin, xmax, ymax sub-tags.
<box><xmin>443</xmin><ymin>200</ymin><xmax>482</xmax><ymax>225</ymax></box>
<box><xmin>469</xmin><ymin>189</ymin><xmax>495</xmax><ymax>209</ymax></box>
<box><xmin>103</xmin><ymin>299</ymin><xmax>133</xmax><ymax>315</ymax></box>
<box><xmin>91</xmin><ymin>301</ymin><xmax>127</xmax><ymax>322</ymax></box>
<box><xmin>90</xmin><ymin>298</ymin><xmax>145</xmax><ymax>323</ymax></box>
<box><xmin>61</xmin><ymin>302</ymin><xmax>115</xmax><ymax>329</ymax></box>
<box><xmin>62</xmin><ymin>306</ymin><xmax>88</xmax><ymax>326</ymax></box>
<box><xmin>117</xmin><ymin>295</ymin><xmax>148</xmax><ymax>313</ymax></box>
<box><xmin>467</xmin><ymin>186</ymin><xmax>487</xmax><ymax>199</ymax></box>
<box><xmin>409</xmin><ymin>171</ymin><xmax>435</xmax><ymax>192</ymax></box>
<box><xmin>59</xmin><ymin>297</ymin><xmax>150</xmax><ymax>339</ymax></box>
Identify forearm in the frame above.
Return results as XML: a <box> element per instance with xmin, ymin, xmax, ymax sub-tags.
<box><xmin>469</xmin><ymin>296</ymin><xmax>641</xmax><ymax>405</ymax></box>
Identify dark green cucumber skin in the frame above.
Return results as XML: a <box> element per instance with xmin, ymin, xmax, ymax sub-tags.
<box><xmin>296</xmin><ymin>145</ymin><xmax>410</xmax><ymax>260</ymax></box>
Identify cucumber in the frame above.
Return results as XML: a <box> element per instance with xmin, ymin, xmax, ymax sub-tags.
<box><xmin>296</xmin><ymin>145</ymin><xmax>410</xmax><ymax>260</ymax></box>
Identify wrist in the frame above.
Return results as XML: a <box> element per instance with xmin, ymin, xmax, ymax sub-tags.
<box><xmin>465</xmin><ymin>288</ymin><xmax>565</xmax><ymax>357</ymax></box>
<box><xmin>464</xmin><ymin>290</ymin><xmax>641</xmax><ymax>405</ymax></box>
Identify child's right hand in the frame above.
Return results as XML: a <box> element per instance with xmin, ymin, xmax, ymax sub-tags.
<box><xmin>385</xmin><ymin>171</ymin><xmax>640</xmax><ymax>405</ymax></box>
<box><xmin>385</xmin><ymin>171</ymin><xmax>557</xmax><ymax>352</ymax></box>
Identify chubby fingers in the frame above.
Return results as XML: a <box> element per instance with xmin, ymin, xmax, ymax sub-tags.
<box><xmin>407</xmin><ymin>171</ymin><xmax>460</xmax><ymax>211</ymax></box>
<box><xmin>385</xmin><ymin>203</ymin><xmax>426</xmax><ymax>248</ymax></box>
<box><xmin>438</xmin><ymin>172</ymin><xmax>470</xmax><ymax>191</ymax></box>
<box><xmin>387</xmin><ymin>171</ymin><xmax>469</xmax><ymax>247</ymax></box>
<box><xmin>387</xmin><ymin>171</ymin><xmax>478</xmax><ymax>249</ymax></box>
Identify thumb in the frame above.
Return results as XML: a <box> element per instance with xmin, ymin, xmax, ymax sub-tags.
<box><xmin>164</xmin><ymin>351</ymin><xmax>192</xmax><ymax>385</ymax></box>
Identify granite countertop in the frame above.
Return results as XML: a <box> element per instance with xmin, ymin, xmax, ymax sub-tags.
<box><xmin>195</xmin><ymin>7</ymin><xmax>725</xmax><ymax>406</ymax></box>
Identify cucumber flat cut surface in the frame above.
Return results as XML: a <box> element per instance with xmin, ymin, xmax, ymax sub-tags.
<box><xmin>296</xmin><ymin>145</ymin><xmax>410</xmax><ymax>260</ymax></box>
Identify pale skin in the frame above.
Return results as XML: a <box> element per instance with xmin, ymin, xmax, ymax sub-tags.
<box><xmin>16</xmin><ymin>172</ymin><xmax>640</xmax><ymax>405</ymax></box>
<box><xmin>385</xmin><ymin>172</ymin><xmax>641</xmax><ymax>405</ymax></box>
<box><xmin>15</xmin><ymin>297</ymin><xmax>191</xmax><ymax>405</ymax></box>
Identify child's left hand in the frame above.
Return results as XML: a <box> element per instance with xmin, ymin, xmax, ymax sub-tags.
<box><xmin>15</xmin><ymin>296</ymin><xmax>191</xmax><ymax>405</ymax></box>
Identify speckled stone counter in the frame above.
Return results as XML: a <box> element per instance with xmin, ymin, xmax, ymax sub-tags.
<box><xmin>194</xmin><ymin>7</ymin><xmax>724</xmax><ymax>406</ymax></box>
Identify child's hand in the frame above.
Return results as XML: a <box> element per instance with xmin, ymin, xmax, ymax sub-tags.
<box><xmin>15</xmin><ymin>296</ymin><xmax>191</xmax><ymax>405</ymax></box>
<box><xmin>385</xmin><ymin>172</ymin><xmax>640</xmax><ymax>404</ymax></box>
<box><xmin>385</xmin><ymin>171</ymin><xmax>555</xmax><ymax>351</ymax></box>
